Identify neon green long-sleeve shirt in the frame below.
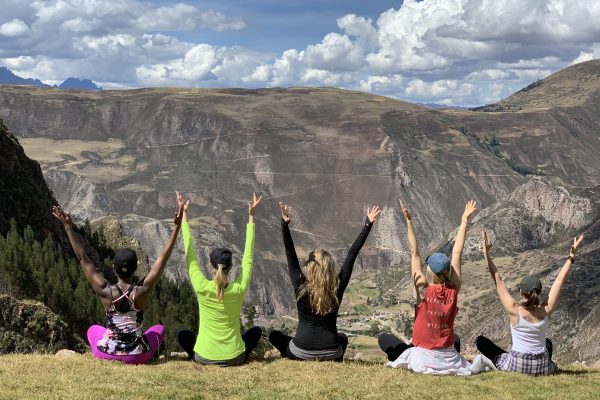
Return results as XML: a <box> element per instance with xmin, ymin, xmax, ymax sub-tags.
<box><xmin>181</xmin><ymin>222</ymin><xmax>255</xmax><ymax>361</ymax></box>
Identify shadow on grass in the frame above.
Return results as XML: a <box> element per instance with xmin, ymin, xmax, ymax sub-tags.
<box><xmin>555</xmin><ymin>368</ymin><xmax>598</xmax><ymax>376</ymax></box>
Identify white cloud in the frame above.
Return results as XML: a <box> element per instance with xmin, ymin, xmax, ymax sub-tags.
<box><xmin>359</xmin><ymin>75</ymin><xmax>404</xmax><ymax>93</ymax></box>
<box><xmin>245</xmin><ymin>0</ymin><xmax>600</xmax><ymax>104</ymax></box>
<box><xmin>0</xmin><ymin>56</ymin><xmax>36</xmax><ymax>70</ymax></box>
<box><xmin>0</xmin><ymin>19</ymin><xmax>30</xmax><ymax>37</ymax></box>
<box><xmin>404</xmin><ymin>79</ymin><xmax>475</xmax><ymax>99</ymax></box>
<box><xmin>135</xmin><ymin>3</ymin><xmax>245</xmax><ymax>32</ymax></box>
<box><xmin>136</xmin><ymin>44</ymin><xmax>270</xmax><ymax>87</ymax></box>
<box><xmin>571</xmin><ymin>46</ymin><xmax>600</xmax><ymax>65</ymax></box>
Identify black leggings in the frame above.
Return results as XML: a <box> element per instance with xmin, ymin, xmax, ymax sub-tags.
<box><xmin>176</xmin><ymin>326</ymin><xmax>263</xmax><ymax>362</ymax></box>
<box><xmin>378</xmin><ymin>333</ymin><xmax>462</xmax><ymax>361</ymax></box>
<box><xmin>475</xmin><ymin>335</ymin><xmax>553</xmax><ymax>364</ymax></box>
<box><xmin>268</xmin><ymin>330</ymin><xmax>348</xmax><ymax>362</ymax></box>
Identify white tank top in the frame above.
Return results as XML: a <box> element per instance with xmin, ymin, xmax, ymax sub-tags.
<box><xmin>510</xmin><ymin>307</ymin><xmax>548</xmax><ymax>354</ymax></box>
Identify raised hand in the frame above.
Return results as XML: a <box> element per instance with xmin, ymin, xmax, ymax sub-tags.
<box><xmin>177</xmin><ymin>191</ymin><xmax>191</xmax><ymax>223</ymax></box>
<box><xmin>279</xmin><ymin>202</ymin><xmax>290</xmax><ymax>223</ymax></box>
<box><xmin>248</xmin><ymin>192</ymin><xmax>262</xmax><ymax>217</ymax></box>
<box><xmin>174</xmin><ymin>192</ymin><xmax>188</xmax><ymax>225</ymax></box>
<box><xmin>398</xmin><ymin>198</ymin><xmax>412</xmax><ymax>221</ymax></box>
<box><xmin>569</xmin><ymin>234</ymin><xmax>584</xmax><ymax>258</ymax></box>
<box><xmin>482</xmin><ymin>230</ymin><xmax>492</xmax><ymax>256</ymax></box>
<box><xmin>462</xmin><ymin>200</ymin><xmax>477</xmax><ymax>223</ymax></box>
<box><xmin>367</xmin><ymin>206</ymin><xmax>381</xmax><ymax>223</ymax></box>
<box><xmin>52</xmin><ymin>205</ymin><xmax>72</xmax><ymax>227</ymax></box>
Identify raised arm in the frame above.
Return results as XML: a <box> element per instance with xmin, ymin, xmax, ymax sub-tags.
<box><xmin>338</xmin><ymin>206</ymin><xmax>380</xmax><ymax>296</ymax></box>
<box><xmin>236</xmin><ymin>193</ymin><xmax>261</xmax><ymax>294</ymax></box>
<box><xmin>482</xmin><ymin>230</ymin><xmax>517</xmax><ymax>318</ymax></box>
<box><xmin>135</xmin><ymin>192</ymin><xmax>185</xmax><ymax>306</ymax></box>
<box><xmin>545</xmin><ymin>234</ymin><xmax>584</xmax><ymax>315</ymax></box>
<box><xmin>279</xmin><ymin>202</ymin><xmax>304</xmax><ymax>292</ymax></box>
<box><xmin>52</xmin><ymin>206</ymin><xmax>109</xmax><ymax>297</ymax></box>
<box><xmin>450</xmin><ymin>200</ymin><xmax>477</xmax><ymax>291</ymax></box>
<box><xmin>399</xmin><ymin>199</ymin><xmax>426</xmax><ymax>297</ymax></box>
<box><xmin>180</xmin><ymin>195</ymin><xmax>209</xmax><ymax>293</ymax></box>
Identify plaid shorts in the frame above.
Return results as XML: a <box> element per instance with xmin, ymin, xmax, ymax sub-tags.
<box><xmin>495</xmin><ymin>350</ymin><xmax>557</xmax><ymax>376</ymax></box>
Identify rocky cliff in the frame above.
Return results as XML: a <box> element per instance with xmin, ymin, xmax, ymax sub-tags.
<box><xmin>0</xmin><ymin>295</ymin><xmax>85</xmax><ymax>354</ymax></box>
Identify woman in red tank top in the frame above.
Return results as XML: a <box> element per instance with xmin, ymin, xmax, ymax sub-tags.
<box><xmin>378</xmin><ymin>199</ymin><xmax>479</xmax><ymax>374</ymax></box>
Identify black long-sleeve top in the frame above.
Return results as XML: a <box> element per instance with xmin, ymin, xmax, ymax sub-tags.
<box><xmin>281</xmin><ymin>217</ymin><xmax>373</xmax><ymax>350</ymax></box>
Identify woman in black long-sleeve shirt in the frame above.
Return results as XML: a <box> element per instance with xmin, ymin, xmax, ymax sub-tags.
<box><xmin>268</xmin><ymin>202</ymin><xmax>381</xmax><ymax>361</ymax></box>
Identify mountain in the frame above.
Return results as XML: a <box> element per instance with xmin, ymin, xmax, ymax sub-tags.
<box><xmin>0</xmin><ymin>60</ymin><xmax>600</xmax><ymax>362</ymax></box>
<box><xmin>0</xmin><ymin>67</ymin><xmax>102</xmax><ymax>90</ymax></box>
<box><xmin>0</xmin><ymin>118</ymin><xmax>60</xmax><ymax>240</ymax></box>
<box><xmin>0</xmin><ymin>67</ymin><xmax>50</xmax><ymax>88</ymax></box>
<box><xmin>58</xmin><ymin>78</ymin><xmax>102</xmax><ymax>91</ymax></box>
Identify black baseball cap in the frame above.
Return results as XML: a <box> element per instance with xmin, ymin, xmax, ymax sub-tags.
<box><xmin>210</xmin><ymin>248</ymin><xmax>232</xmax><ymax>270</ymax></box>
<box><xmin>113</xmin><ymin>248</ymin><xmax>138</xmax><ymax>275</ymax></box>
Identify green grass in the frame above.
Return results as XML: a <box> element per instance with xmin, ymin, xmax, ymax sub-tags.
<box><xmin>0</xmin><ymin>355</ymin><xmax>598</xmax><ymax>400</ymax></box>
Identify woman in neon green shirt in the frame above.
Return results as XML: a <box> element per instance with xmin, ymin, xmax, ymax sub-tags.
<box><xmin>176</xmin><ymin>192</ymin><xmax>262</xmax><ymax>366</ymax></box>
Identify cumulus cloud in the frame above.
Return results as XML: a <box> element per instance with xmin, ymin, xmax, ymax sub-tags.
<box><xmin>136</xmin><ymin>44</ymin><xmax>271</xmax><ymax>87</ymax></box>
<box><xmin>242</xmin><ymin>0</ymin><xmax>600</xmax><ymax>105</ymax></box>
<box><xmin>0</xmin><ymin>19</ymin><xmax>30</xmax><ymax>37</ymax></box>
<box><xmin>0</xmin><ymin>1</ymin><xmax>244</xmax><ymax>84</ymax></box>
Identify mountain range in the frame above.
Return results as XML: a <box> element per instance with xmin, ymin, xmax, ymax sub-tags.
<box><xmin>0</xmin><ymin>60</ymin><xmax>599</xmax><ymax>364</ymax></box>
<box><xmin>0</xmin><ymin>67</ymin><xmax>101</xmax><ymax>90</ymax></box>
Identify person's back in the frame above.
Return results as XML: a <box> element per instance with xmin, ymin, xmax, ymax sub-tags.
<box><xmin>269</xmin><ymin>203</ymin><xmax>381</xmax><ymax>360</ymax></box>
<box><xmin>476</xmin><ymin>231</ymin><xmax>584</xmax><ymax>375</ymax></box>
<box><xmin>292</xmin><ymin>283</ymin><xmax>340</xmax><ymax>350</ymax></box>
<box><xmin>412</xmin><ymin>284</ymin><xmax>458</xmax><ymax>350</ymax></box>
<box><xmin>98</xmin><ymin>284</ymin><xmax>149</xmax><ymax>355</ymax></box>
<box><xmin>52</xmin><ymin>195</ymin><xmax>184</xmax><ymax>364</ymax></box>
<box><xmin>176</xmin><ymin>192</ymin><xmax>263</xmax><ymax>366</ymax></box>
<box><xmin>510</xmin><ymin>306</ymin><xmax>548</xmax><ymax>355</ymax></box>
<box><xmin>194</xmin><ymin>275</ymin><xmax>249</xmax><ymax>360</ymax></box>
<box><xmin>379</xmin><ymin>199</ymin><xmax>478</xmax><ymax>375</ymax></box>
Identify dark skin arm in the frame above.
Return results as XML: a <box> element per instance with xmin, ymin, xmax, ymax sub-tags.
<box><xmin>52</xmin><ymin>205</ymin><xmax>110</xmax><ymax>301</ymax></box>
<box><xmin>133</xmin><ymin>192</ymin><xmax>185</xmax><ymax>309</ymax></box>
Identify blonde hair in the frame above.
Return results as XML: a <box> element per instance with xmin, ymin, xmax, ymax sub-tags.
<box><xmin>426</xmin><ymin>265</ymin><xmax>452</xmax><ymax>285</ymax></box>
<box><xmin>298</xmin><ymin>249</ymin><xmax>339</xmax><ymax>315</ymax></box>
<box><xmin>214</xmin><ymin>264</ymin><xmax>230</xmax><ymax>302</ymax></box>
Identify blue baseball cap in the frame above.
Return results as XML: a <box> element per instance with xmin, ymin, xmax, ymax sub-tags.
<box><xmin>426</xmin><ymin>252</ymin><xmax>451</xmax><ymax>273</ymax></box>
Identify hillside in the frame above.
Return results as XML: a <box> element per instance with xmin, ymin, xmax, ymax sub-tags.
<box><xmin>0</xmin><ymin>355</ymin><xmax>597</xmax><ymax>400</ymax></box>
<box><xmin>500</xmin><ymin>60</ymin><xmax>600</xmax><ymax>110</ymax></box>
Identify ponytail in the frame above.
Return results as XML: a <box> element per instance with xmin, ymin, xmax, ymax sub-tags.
<box><xmin>214</xmin><ymin>264</ymin><xmax>229</xmax><ymax>302</ymax></box>
<box><xmin>520</xmin><ymin>289</ymin><xmax>541</xmax><ymax>308</ymax></box>
<box><xmin>426</xmin><ymin>266</ymin><xmax>452</xmax><ymax>285</ymax></box>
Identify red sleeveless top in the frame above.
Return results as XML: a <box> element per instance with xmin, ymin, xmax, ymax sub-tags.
<box><xmin>412</xmin><ymin>284</ymin><xmax>458</xmax><ymax>349</ymax></box>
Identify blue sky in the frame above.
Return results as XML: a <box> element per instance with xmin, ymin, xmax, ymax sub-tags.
<box><xmin>180</xmin><ymin>1</ymin><xmax>402</xmax><ymax>52</ymax></box>
<box><xmin>1</xmin><ymin>0</ymin><xmax>599</xmax><ymax>106</ymax></box>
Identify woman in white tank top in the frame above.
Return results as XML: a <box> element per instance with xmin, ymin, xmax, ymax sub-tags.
<box><xmin>475</xmin><ymin>231</ymin><xmax>583</xmax><ymax>375</ymax></box>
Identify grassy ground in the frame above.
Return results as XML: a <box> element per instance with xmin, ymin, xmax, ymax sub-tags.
<box><xmin>0</xmin><ymin>355</ymin><xmax>598</xmax><ymax>400</ymax></box>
